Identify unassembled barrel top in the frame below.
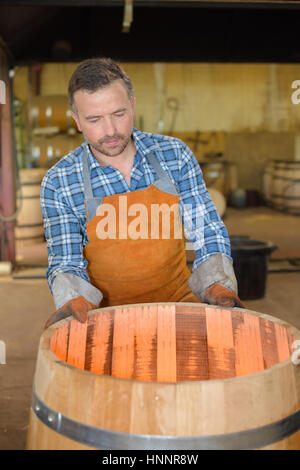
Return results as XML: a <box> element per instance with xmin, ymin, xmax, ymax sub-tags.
<box><xmin>50</xmin><ymin>304</ymin><xmax>295</xmax><ymax>382</ymax></box>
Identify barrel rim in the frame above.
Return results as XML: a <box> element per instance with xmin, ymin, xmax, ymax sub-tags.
<box><xmin>43</xmin><ymin>302</ymin><xmax>300</xmax><ymax>387</ymax></box>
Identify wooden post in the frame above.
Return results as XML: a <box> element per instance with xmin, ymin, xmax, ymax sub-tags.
<box><xmin>0</xmin><ymin>42</ymin><xmax>15</xmax><ymax>266</ymax></box>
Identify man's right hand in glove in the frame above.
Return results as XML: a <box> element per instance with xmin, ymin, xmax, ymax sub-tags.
<box><xmin>203</xmin><ymin>283</ymin><xmax>245</xmax><ymax>308</ymax></box>
<box><xmin>44</xmin><ymin>296</ymin><xmax>97</xmax><ymax>330</ymax></box>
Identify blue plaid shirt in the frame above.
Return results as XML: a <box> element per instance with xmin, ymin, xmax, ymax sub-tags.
<box><xmin>40</xmin><ymin>128</ymin><xmax>232</xmax><ymax>292</ymax></box>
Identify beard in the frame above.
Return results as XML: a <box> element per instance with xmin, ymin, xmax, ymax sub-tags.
<box><xmin>89</xmin><ymin>132</ymin><xmax>132</xmax><ymax>158</ymax></box>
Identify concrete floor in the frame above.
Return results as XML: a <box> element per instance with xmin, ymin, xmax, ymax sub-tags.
<box><xmin>0</xmin><ymin>279</ymin><xmax>54</xmax><ymax>450</ymax></box>
<box><xmin>1</xmin><ymin>206</ymin><xmax>300</xmax><ymax>450</ymax></box>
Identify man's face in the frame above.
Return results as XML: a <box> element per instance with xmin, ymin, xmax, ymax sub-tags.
<box><xmin>72</xmin><ymin>79</ymin><xmax>135</xmax><ymax>158</ymax></box>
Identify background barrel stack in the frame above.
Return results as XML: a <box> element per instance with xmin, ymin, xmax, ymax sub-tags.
<box><xmin>14</xmin><ymin>94</ymin><xmax>84</xmax><ymax>248</ymax></box>
<box><xmin>15</xmin><ymin>168</ymin><xmax>47</xmax><ymax>246</ymax></box>
<box><xmin>28</xmin><ymin>94</ymin><xmax>84</xmax><ymax>169</ymax></box>
<box><xmin>263</xmin><ymin>160</ymin><xmax>300</xmax><ymax>215</ymax></box>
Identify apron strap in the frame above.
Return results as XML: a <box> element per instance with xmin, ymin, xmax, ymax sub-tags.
<box><xmin>82</xmin><ymin>145</ymin><xmax>94</xmax><ymax>200</ymax></box>
<box><xmin>147</xmin><ymin>153</ymin><xmax>178</xmax><ymax>196</ymax></box>
<box><xmin>82</xmin><ymin>145</ymin><xmax>103</xmax><ymax>222</ymax></box>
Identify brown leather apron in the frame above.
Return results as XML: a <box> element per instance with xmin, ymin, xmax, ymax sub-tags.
<box><xmin>82</xmin><ymin>147</ymin><xmax>200</xmax><ymax>307</ymax></box>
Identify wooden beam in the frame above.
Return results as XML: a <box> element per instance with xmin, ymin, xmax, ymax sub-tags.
<box><xmin>0</xmin><ymin>44</ymin><xmax>15</xmax><ymax>265</ymax></box>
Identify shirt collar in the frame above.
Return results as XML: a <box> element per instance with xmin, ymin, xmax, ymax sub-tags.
<box><xmin>132</xmin><ymin>128</ymin><xmax>161</xmax><ymax>156</ymax></box>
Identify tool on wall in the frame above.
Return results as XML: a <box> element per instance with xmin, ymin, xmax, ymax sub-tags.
<box><xmin>186</xmin><ymin>130</ymin><xmax>224</xmax><ymax>158</ymax></box>
<box><xmin>186</xmin><ymin>130</ymin><xmax>209</xmax><ymax>155</ymax></box>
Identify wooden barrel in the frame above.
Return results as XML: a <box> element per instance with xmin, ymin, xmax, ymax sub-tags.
<box><xmin>271</xmin><ymin>161</ymin><xmax>300</xmax><ymax>213</ymax></box>
<box><xmin>283</xmin><ymin>180</ymin><xmax>300</xmax><ymax>214</ymax></box>
<box><xmin>31</xmin><ymin>133</ymin><xmax>84</xmax><ymax>168</ymax></box>
<box><xmin>15</xmin><ymin>168</ymin><xmax>46</xmax><ymax>246</ymax></box>
<box><xmin>208</xmin><ymin>188</ymin><xmax>226</xmax><ymax>217</ymax></box>
<box><xmin>263</xmin><ymin>161</ymin><xmax>275</xmax><ymax>206</ymax></box>
<box><xmin>271</xmin><ymin>161</ymin><xmax>289</xmax><ymax>210</ymax></box>
<box><xmin>27</xmin><ymin>303</ymin><xmax>300</xmax><ymax>450</ymax></box>
<box><xmin>29</xmin><ymin>95</ymin><xmax>76</xmax><ymax>132</ymax></box>
<box><xmin>200</xmin><ymin>161</ymin><xmax>226</xmax><ymax>194</ymax></box>
<box><xmin>278</xmin><ymin>161</ymin><xmax>300</xmax><ymax>215</ymax></box>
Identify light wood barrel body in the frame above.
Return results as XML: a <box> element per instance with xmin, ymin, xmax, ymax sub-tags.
<box><xmin>263</xmin><ymin>161</ymin><xmax>275</xmax><ymax>206</ymax></box>
<box><xmin>31</xmin><ymin>133</ymin><xmax>84</xmax><ymax>168</ymax></box>
<box><xmin>27</xmin><ymin>303</ymin><xmax>300</xmax><ymax>450</ymax></box>
<box><xmin>201</xmin><ymin>161</ymin><xmax>226</xmax><ymax>194</ymax></box>
<box><xmin>15</xmin><ymin>168</ymin><xmax>46</xmax><ymax>245</ymax></box>
<box><xmin>271</xmin><ymin>161</ymin><xmax>300</xmax><ymax>214</ymax></box>
<box><xmin>29</xmin><ymin>95</ymin><xmax>76</xmax><ymax>131</ymax></box>
<box><xmin>208</xmin><ymin>188</ymin><xmax>226</xmax><ymax>217</ymax></box>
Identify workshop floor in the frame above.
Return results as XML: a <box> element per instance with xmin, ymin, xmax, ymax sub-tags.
<box><xmin>1</xmin><ymin>206</ymin><xmax>300</xmax><ymax>450</ymax></box>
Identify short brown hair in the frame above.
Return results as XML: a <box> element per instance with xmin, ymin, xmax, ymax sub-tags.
<box><xmin>68</xmin><ymin>57</ymin><xmax>134</xmax><ymax>110</ymax></box>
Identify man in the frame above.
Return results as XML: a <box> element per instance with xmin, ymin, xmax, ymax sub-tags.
<box><xmin>41</xmin><ymin>58</ymin><xmax>243</xmax><ymax>329</ymax></box>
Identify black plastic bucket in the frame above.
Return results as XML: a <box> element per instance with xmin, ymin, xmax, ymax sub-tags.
<box><xmin>230</xmin><ymin>236</ymin><xmax>277</xmax><ymax>300</ymax></box>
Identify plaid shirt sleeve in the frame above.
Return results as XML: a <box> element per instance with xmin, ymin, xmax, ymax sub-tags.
<box><xmin>40</xmin><ymin>170</ymin><xmax>89</xmax><ymax>293</ymax></box>
<box><xmin>176</xmin><ymin>140</ymin><xmax>232</xmax><ymax>271</ymax></box>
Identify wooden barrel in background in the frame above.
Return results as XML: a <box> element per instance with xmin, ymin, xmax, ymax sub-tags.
<box><xmin>283</xmin><ymin>180</ymin><xmax>300</xmax><ymax>215</ymax></box>
<box><xmin>201</xmin><ymin>161</ymin><xmax>226</xmax><ymax>195</ymax></box>
<box><xmin>279</xmin><ymin>162</ymin><xmax>300</xmax><ymax>215</ymax></box>
<box><xmin>263</xmin><ymin>160</ymin><xmax>275</xmax><ymax>207</ymax></box>
<box><xmin>27</xmin><ymin>303</ymin><xmax>300</xmax><ymax>450</ymax></box>
<box><xmin>31</xmin><ymin>133</ymin><xmax>84</xmax><ymax>168</ymax></box>
<box><xmin>271</xmin><ymin>161</ymin><xmax>300</xmax><ymax>213</ymax></box>
<box><xmin>15</xmin><ymin>168</ymin><xmax>46</xmax><ymax>246</ymax></box>
<box><xmin>29</xmin><ymin>95</ymin><xmax>76</xmax><ymax>132</ymax></box>
<box><xmin>208</xmin><ymin>188</ymin><xmax>226</xmax><ymax>217</ymax></box>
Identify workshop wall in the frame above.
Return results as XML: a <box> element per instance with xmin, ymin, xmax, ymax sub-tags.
<box><xmin>13</xmin><ymin>62</ymin><xmax>300</xmax><ymax>191</ymax></box>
